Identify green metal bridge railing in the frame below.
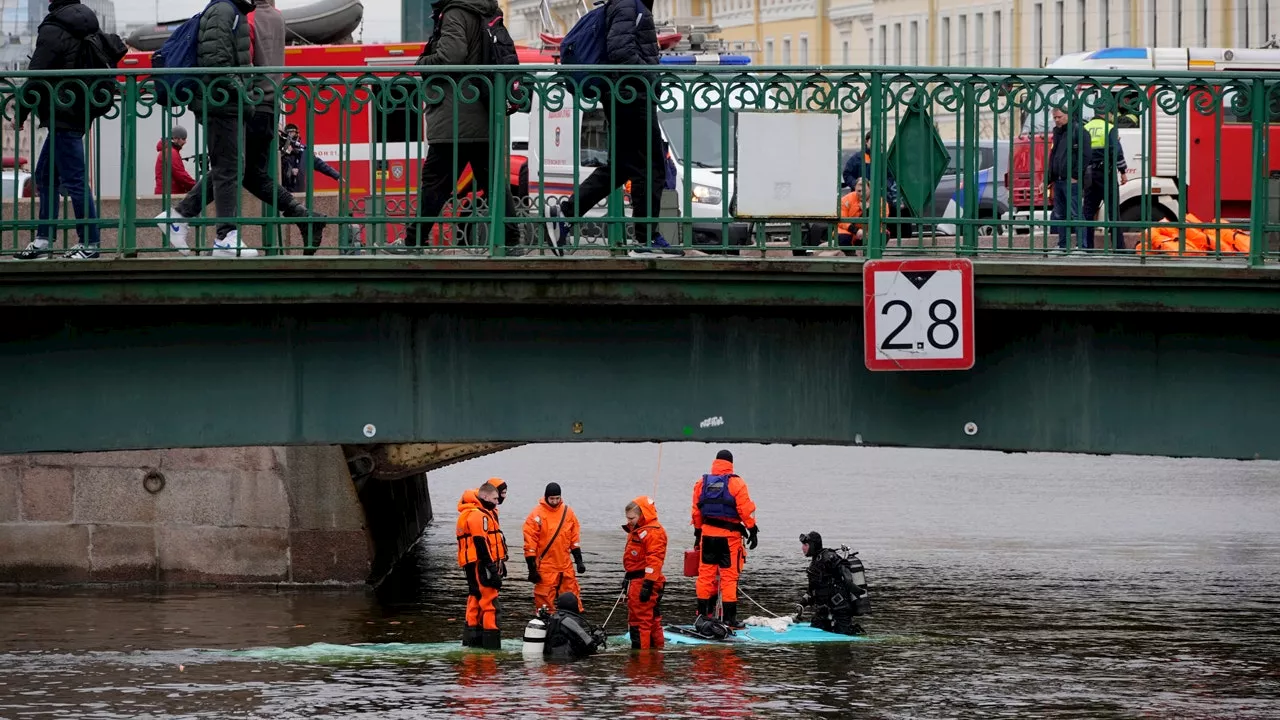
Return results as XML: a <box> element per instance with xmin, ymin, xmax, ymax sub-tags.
<box><xmin>1</xmin><ymin>64</ymin><xmax>1277</xmax><ymax>265</ymax></box>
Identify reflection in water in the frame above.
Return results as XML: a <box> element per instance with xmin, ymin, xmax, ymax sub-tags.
<box><xmin>1</xmin><ymin>444</ymin><xmax>1279</xmax><ymax>718</ymax></box>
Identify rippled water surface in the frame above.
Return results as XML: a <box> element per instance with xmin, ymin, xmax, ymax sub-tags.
<box><xmin>2</xmin><ymin>444</ymin><xmax>1279</xmax><ymax>718</ymax></box>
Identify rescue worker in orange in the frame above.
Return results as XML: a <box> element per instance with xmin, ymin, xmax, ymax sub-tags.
<box><xmin>623</xmin><ymin>495</ymin><xmax>668</xmax><ymax>650</ymax></box>
<box><xmin>456</xmin><ymin>481</ymin><xmax>508</xmax><ymax>649</ymax></box>
<box><xmin>692</xmin><ymin>449</ymin><xmax>759</xmax><ymax>630</ymax></box>
<box><xmin>523</xmin><ymin>482</ymin><xmax>588</xmax><ymax>613</ymax></box>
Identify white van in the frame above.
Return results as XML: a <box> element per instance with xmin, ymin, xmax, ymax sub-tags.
<box><xmin>525</xmin><ymin>54</ymin><xmax>757</xmax><ymax>247</ymax></box>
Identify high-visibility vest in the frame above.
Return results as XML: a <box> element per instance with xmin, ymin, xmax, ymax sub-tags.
<box><xmin>1085</xmin><ymin>117</ymin><xmax>1112</xmax><ymax>149</ymax></box>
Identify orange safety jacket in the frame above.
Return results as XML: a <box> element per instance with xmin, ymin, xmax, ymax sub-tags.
<box><xmin>456</xmin><ymin>488</ymin><xmax>507</xmax><ymax>568</ymax></box>
<box><xmin>523</xmin><ymin>499</ymin><xmax>581</xmax><ymax>571</ymax></box>
<box><xmin>691</xmin><ymin>458</ymin><xmax>758</xmax><ymax>538</ymax></box>
<box><xmin>623</xmin><ymin>495</ymin><xmax>667</xmax><ymax>585</ymax></box>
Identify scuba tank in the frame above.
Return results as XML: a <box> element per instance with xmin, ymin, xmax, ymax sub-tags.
<box><xmin>522</xmin><ymin>616</ymin><xmax>547</xmax><ymax>657</ymax></box>
<box><xmin>837</xmin><ymin>545</ymin><xmax>871</xmax><ymax>616</ymax></box>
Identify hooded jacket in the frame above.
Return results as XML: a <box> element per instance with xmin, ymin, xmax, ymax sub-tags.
<box><xmin>248</xmin><ymin>0</ymin><xmax>286</xmax><ymax>111</ymax></box>
<box><xmin>456</xmin><ymin>488</ymin><xmax>506</xmax><ymax>568</ymax></box>
<box><xmin>192</xmin><ymin>0</ymin><xmax>255</xmax><ymax>118</ymax></box>
<box><xmin>20</xmin><ymin>0</ymin><xmax>101</xmax><ymax>133</ymax></box>
<box><xmin>623</xmin><ymin>495</ymin><xmax>667</xmax><ymax>585</ymax></box>
<box><xmin>417</xmin><ymin>0</ymin><xmax>501</xmax><ymax>143</ymax></box>
<box><xmin>606</xmin><ymin>0</ymin><xmax>659</xmax><ymax>65</ymax></box>
<box><xmin>691</xmin><ymin>458</ymin><xmax>758</xmax><ymax>538</ymax></box>
<box><xmin>155</xmin><ymin>139</ymin><xmax>197</xmax><ymax>195</ymax></box>
<box><xmin>523</xmin><ymin>498</ymin><xmax>581</xmax><ymax>572</ymax></box>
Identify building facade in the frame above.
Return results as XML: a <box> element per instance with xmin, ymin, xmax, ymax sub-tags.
<box><xmin>507</xmin><ymin>0</ymin><xmax>1279</xmax><ymax>68</ymax></box>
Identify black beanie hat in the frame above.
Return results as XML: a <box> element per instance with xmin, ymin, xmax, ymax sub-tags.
<box><xmin>715</xmin><ymin>449</ymin><xmax>733</xmax><ymax>462</ymax></box>
<box><xmin>544</xmin><ymin>482</ymin><xmax>562</xmax><ymax>499</ymax></box>
<box><xmin>555</xmin><ymin>591</ymin><xmax>579</xmax><ymax>612</ymax></box>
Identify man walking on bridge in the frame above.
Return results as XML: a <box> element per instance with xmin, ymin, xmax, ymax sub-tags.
<box><xmin>691</xmin><ymin>449</ymin><xmax>759</xmax><ymax>630</ymax></box>
<box><xmin>523</xmin><ymin>482</ymin><xmax>587</xmax><ymax>613</ymax></box>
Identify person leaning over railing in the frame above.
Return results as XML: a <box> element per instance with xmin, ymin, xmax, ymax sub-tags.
<box><xmin>13</xmin><ymin>0</ymin><xmax>104</xmax><ymax>260</ymax></box>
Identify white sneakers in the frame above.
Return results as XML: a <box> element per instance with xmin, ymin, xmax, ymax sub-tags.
<box><xmin>154</xmin><ymin>210</ymin><xmax>191</xmax><ymax>256</ymax></box>
<box><xmin>155</xmin><ymin>211</ymin><xmax>259</xmax><ymax>258</ymax></box>
<box><xmin>211</xmin><ymin>231</ymin><xmax>259</xmax><ymax>258</ymax></box>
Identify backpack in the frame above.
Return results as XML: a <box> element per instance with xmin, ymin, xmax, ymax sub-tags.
<box><xmin>43</xmin><ymin>14</ymin><xmax>128</xmax><ymax>119</ymax></box>
<box><xmin>418</xmin><ymin>3</ymin><xmax>522</xmax><ymax>109</ymax></box>
<box><xmin>559</xmin><ymin>0</ymin><xmax>641</xmax><ymax>95</ymax></box>
<box><xmin>152</xmin><ymin>0</ymin><xmax>230</xmax><ymax>107</ymax></box>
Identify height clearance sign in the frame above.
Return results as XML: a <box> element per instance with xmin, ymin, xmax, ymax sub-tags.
<box><xmin>863</xmin><ymin>258</ymin><xmax>975</xmax><ymax>371</ymax></box>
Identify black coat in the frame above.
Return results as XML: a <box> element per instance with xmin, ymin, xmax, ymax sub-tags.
<box><xmin>606</xmin><ymin>0</ymin><xmax>659</xmax><ymax>66</ymax></box>
<box><xmin>1048</xmin><ymin>121</ymin><xmax>1091</xmax><ymax>183</ymax></box>
<box><xmin>20</xmin><ymin>0</ymin><xmax>101</xmax><ymax>133</ymax></box>
<box><xmin>543</xmin><ymin>610</ymin><xmax>605</xmax><ymax>660</ymax></box>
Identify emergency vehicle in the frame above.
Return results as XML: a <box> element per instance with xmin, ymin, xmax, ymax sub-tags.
<box><xmin>1010</xmin><ymin>47</ymin><xmax>1280</xmax><ymax>225</ymax></box>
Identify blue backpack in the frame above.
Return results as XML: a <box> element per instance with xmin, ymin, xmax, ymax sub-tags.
<box><xmin>152</xmin><ymin>0</ymin><xmax>230</xmax><ymax>106</ymax></box>
<box><xmin>559</xmin><ymin>0</ymin><xmax>641</xmax><ymax>95</ymax></box>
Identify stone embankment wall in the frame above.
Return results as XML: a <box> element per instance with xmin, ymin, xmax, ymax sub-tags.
<box><xmin>0</xmin><ymin>446</ymin><xmax>373</xmax><ymax>585</ymax></box>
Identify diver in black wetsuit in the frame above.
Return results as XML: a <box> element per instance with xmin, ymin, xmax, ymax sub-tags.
<box><xmin>541</xmin><ymin>592</ymin><xmax>607</xmax><ymax>660</ymax></box>
<box><xmin>797</xmin><ymin>531</ymin><xmax>869</xmax><ymax>636</ymax></box>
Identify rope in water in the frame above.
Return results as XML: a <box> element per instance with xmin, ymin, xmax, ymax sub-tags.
<box><xmin>738</xmin><ymin>589</ymin><xmax>785</xmax><ymax>619</ymax></box>
<box><xmin>600</xmin><ymin>586</ymin><xmax>627</xmax><ymax>631</ymax></box>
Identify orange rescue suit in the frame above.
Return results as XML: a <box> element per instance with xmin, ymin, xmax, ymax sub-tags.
<box><xmin>623</xmin><ymin>495</ymin><xmax>667</xmax><ymax>650</ymax></box>
<box><xmin>692</xmin><ymin>458</ymin><xmax>757</xmax><ymax>604</ymax></box>
<box><xmin>838</xmin><ymin>189</ymin><xmax>889</xmax><ymax>241</ymax></box>
<box><xmin>523</xmin><ymin>498</ymin><xmax>583</xmax><ymax>612</ymax></box>
<box><xmin>456</xmin><ymin>489</ymin><xmax>507</xmax><ymax>631</ymax></box>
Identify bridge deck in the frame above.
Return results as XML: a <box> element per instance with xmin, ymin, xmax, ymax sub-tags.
<box><xmin>3</xmin><ymin>256</ymin><xmax>1279</xmax><ymax>313</ymax></box>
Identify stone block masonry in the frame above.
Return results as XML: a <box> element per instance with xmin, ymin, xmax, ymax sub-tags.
<box><xmin>0</xmin><ymin>446</ymin><xmax>375</xmax><ymax>585</ymax></box>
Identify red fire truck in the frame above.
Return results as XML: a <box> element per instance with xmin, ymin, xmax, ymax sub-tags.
<box><xmin>1010</xmin><ymin>47</ymin><xmax>1280</xmax><ymax>225</ymax></box>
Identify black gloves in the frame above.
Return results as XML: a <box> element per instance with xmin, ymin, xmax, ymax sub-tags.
<box><xmin>746</xmin><ymin>525</ymin><xmax>759</xmax><ymax>550</ymax></box>
<box><xmin>526</xmin><ymin>556</ymin><xmax>541</xmax><ymax>584</ymax></box>
<box><xmin>694</xmin><ymin>528</ymin><xmax>702</xmax><ymax>547</ymax></box>
<box><xmin>479</xmin><ymin>563</ymin><xmax>503</xmax><ymax>589</ymax></box>
<box><xmin>639</xmin><ymin>579</ymin><xmax>654</xmax><ymax>603</ymax></box>
<box><xmin>572</xmin><ymin>548</ymin><xmax>586</xmax><ymax>575</ymax></box>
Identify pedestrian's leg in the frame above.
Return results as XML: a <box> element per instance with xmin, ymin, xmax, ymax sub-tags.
<box><xmin>1067</xmin><ymin>181</ymin><xmax>1084</xmax><ymax>249</ymax></box>
<box><xmin>468</xmin><ymin>139</ymin><xmax>520</xmax><ymax>247</ymax></box>
<box><xmin>1081</xmin><ymin>175</ymin><xmax>1102</xmax><ymax>250</ymax></box>
<box><xmin>33</xmin><ymin>134</ymin><xmax>56</xmax><ymax>242</ymax></box>
<box><xmin>53</xmin><ymin>132</ymin><xmax>98</xmax><ymax>248</ymax></box>
<box><xmin>204</xmin><ymin>115</ymin><xmax>242</xmax><ymax>241</ymax></box>
<box><xmin>405</xmin><ymin>145</ymin><xmax>457</xmax><ymax>246</ymax></box>
<box><xmin>1051</xmin><ymin>180</ymin><xmax>1067</xmax><ymax>249</ymax></box>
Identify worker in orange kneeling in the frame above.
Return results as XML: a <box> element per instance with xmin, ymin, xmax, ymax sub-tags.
<box><xmin>692</xmin><ymin>449</ymin><xmax>759</xmax><ymax>630</ymax></box>
<box><xmin>623</xmin><ymin>495</ymin><xmax>668</xmax><ymax>650</ymax></box>
<box><xmin>523</xmin><ymin>482</ymin><xmax>587</xmax><ymax>613</ymax></box>
<box><xmin>457</xmin><ymin>481</ymin><xmax>508</xmax><ymax>649</ymax></box>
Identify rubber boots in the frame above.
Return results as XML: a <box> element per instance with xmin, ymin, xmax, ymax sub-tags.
<box><xmin>461</xmin><ymin>625</ymin><xmax>481</xmax><ymax>647</ymax></box>
<box><xmin>480</xmin><ymin>629</ymin><xmax>502</xmax><ymax>650</ymax></box>
<box><xmin>723</xmin><ymin>602</ymin><xmax>745</xmax><ymax>630</ymax></box>
<box><xmin>629</xmin><ymin>625</ymin><xmax>642</xmax><ymax>650</ymax></box>
<box><xmin>299</xmin><ymin>212</ymin><xmax>328</xmax><ymax>256</ymax></box>
<box><xmin>696</xmin><ymin>598</ymin><xmax>710</xmax><ymax>618</ymax></box>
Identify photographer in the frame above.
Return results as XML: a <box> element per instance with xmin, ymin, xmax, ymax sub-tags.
<box><xmin>280</xmin><ymin>123</ymin><xmax>342</xmax><ymax>194</ymax></box>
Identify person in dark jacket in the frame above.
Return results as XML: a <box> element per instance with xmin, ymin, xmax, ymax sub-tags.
<box><xmin>14</xmin><ymin>0</ymin><xmax>103</xmax><ymax>260</ymax></box>
<box><xmin>280</xmin><ymin>124</ymin><xmax>343</xmax><ymax>194</ymax></box>
<box><xmin>1082</xmin><ymin>109</ymin><xmax>1129</xmax><ymax>250</ymax></box>
<box><xmin>547</xmin><ymin>0</ymin><xmax>676</xmax><ymax>257</ymax></box>
<box><xmin>1047</xmin><ymin>108</ymin><xmax>1091</xmax><ymax>253</ymax></box>
<box><xmin>155</xmin><ymin>126</ymin><xmax>197</xmax><ymax>196</ymax></box>
<box><xmin>797</xmin><ymin>532</ymin><xmax>868</xmax><ymax>636</ymax></box>
<box><xmin>154</xmin><ymin>0</ymin><xmax>258</xmax><ymax>257</ymax></box>
<box><xmin>541</xmin><ymin>592</ymin><xmax>607</xmax><ymax>660</ymax></box>
<box><xmin>842</xmin><ymin>131</ymin><xmax>899</xmax><ymax>204</ymax></box>
<box><xmin>406</xmin><ymin>0</ymin><xmax>520</xmax><ymax>252</ymax></box>
<box><xmin>160</xmin><ymin>0</ymin><xmax>327</xmax><ymax>257</ymax></box>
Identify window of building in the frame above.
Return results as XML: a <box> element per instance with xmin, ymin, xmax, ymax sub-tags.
<box><xmin>1077</xmin><ymin>0</ymin><xmax>1086</xmax><ymax>52</ymax></box>
<box><xmin>941</xmin><ymin>16</ymin><xmax>951</xmax><ymax>64</ymax></box>
<box><xmin>1055</xmin><ymin>1</ymin><xmax>1064</xmax><ymax>56</ymax></box>
<box><xmin>976</xmin><ymin>13</ymin><xmax>985</xmax><ymax>65</ymax></box>
<box><xmin>1101</xmin><ymin>0</ymin><xmax>1109</xmax><ymax>46</ymax></box>
<box><xmin>1034</xmin><ymin>3</ymin><xmax>1043</xmax><ymax>65</ymax></box>
<box><xmin>1149</xmin><ymin>0</ymin><xmax>1158</xmax><ymax>46</ymax></box>
<box><xmin>893</xmin><ymin>23</ymin><xmax>902</xmax><ymax>64</ymax></box>
<box><xmin>910</xmin><ymin>21</ymin><xmax>919</xmax><ymax>64</ymax></box>
<box><xmin>765</xmin><ymin>38</ymin><xmax>774</xmax><ymax>64</ymax></box>
<box><xmin>1174</xmin><ymin>0</ymin><xmax>1183</xmax><ymax>45</ymax></box>
<box><xmin>1122</xmin><ymin>0</ymin><xmax>1131</xmax><ymax>45</ymax></box>
<box><xmin>1240</xmin><ymin>1</ymin><xmax>1250</xmax><ymax>49</ymax></box>
<box><xmin>878</xmin><ymin>24</ymin><xmax>887</xmax><ymax>64</ymax></box>
<box><xmin>1198</xmin><ymin>0</ymin><xmax>1208</xmax><ymax>46</ymax></box>
<box><xmin>994</xmin><ymin>11</ymin><xmax>1002</xmax><ymax>65</ymax></box>
<box><xmin>841</xmin><ymin>32</ymin><xmax>851</xmax><ymax>64</ymax></box>
<box><xmin>959</xmin><ymin>15</ymin><xmax>968</xmax><ymax>64</ymax></box>
<box><xmin>800</xmin><ymin>34</ymin><xmax>809</xmax><ymax>64</ymax></box>
<box><xmin>783</xmin><ymin>36</ymin><xmax>792</xmax><ymax>64</ymax></box>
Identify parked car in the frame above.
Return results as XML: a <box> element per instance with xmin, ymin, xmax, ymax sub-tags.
<box><xmin>0</xmin><ymin>156</ymin><xmax>33</xmax><ymax>200</ymax></box>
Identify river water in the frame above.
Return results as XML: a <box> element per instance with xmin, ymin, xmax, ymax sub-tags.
<box><xmin>2</xmin><ymin>444</ymin><xmax>1278</xmax><ymax>719</ymax></box>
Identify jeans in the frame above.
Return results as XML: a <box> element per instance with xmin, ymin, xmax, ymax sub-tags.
<box><xmin>560</xmin><ymin>98</ymin><xmax>666</xmax><ymax>245</ymax></box>
<box><xmin>1051</xmin><ymin>179</ymin><xmax>1083</xmax><ymax>249</ymax></box>
<box><xmin>406</xmin><ymin>139</ymin><xmax>519</xmax><ymax>247</ymax></box>
<box><xmin>179</xmin><ymin>112</ymin><xmax>306</xmax><ymax>241</ymax></box>
<box><xmin>35</xmin><ymin>131</ymin><xmax>99</xmax><ymax>246</ymax></box>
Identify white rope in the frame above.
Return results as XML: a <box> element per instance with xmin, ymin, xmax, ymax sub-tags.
<box><xmin>600</xmin><ymin>586</ymin><xmax>627</xmax><ymax>631</ymax></box>
<box><xmin>738</xmin><ymin>589</ymin><xmax>783</xmax><ymax>618</ymax></box>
